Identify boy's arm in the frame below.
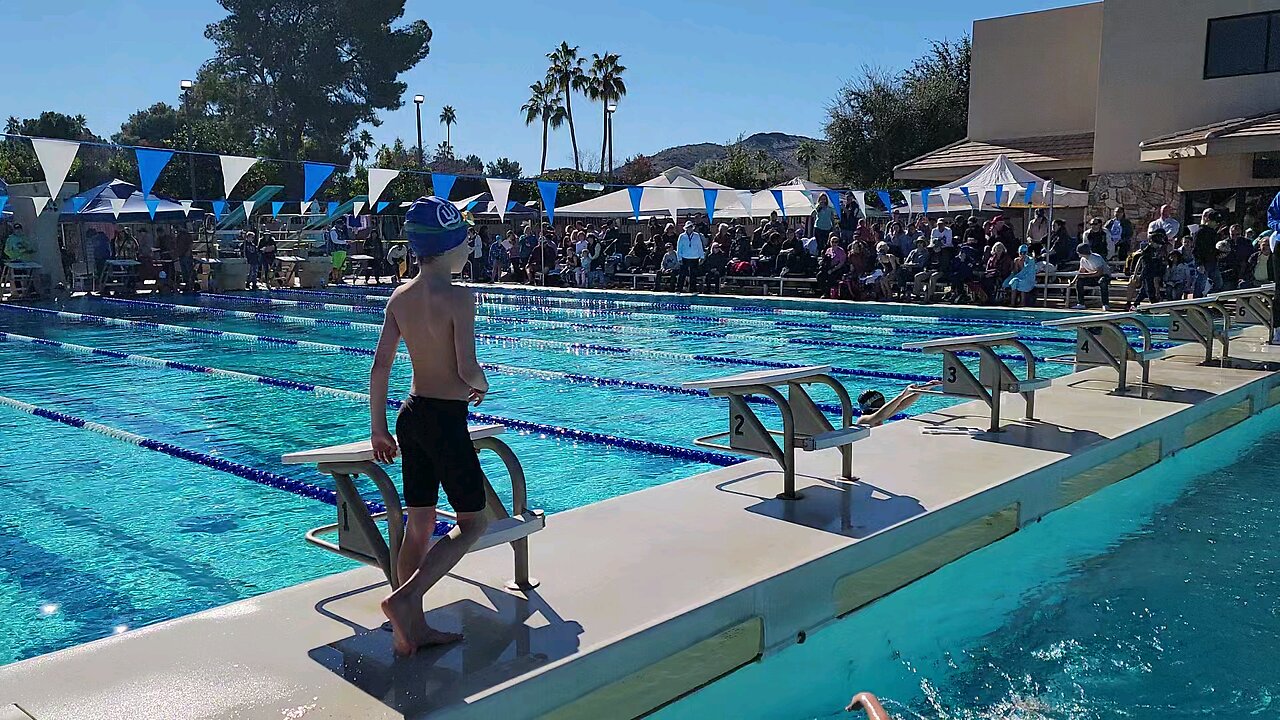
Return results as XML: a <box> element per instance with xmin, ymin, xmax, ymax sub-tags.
<box><xmin>369</xmin><ymin>307</ymin><xmax>401</xmax><ymax>462</ymax></box>
<box><xmin>453</xmin><ymin>290</ymin><xmax>489</xmax><ymax>403</ymax></box>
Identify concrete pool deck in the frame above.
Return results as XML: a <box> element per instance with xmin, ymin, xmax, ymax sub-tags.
<box><xmin>1</xmin><ymin>339</ymin><xmax>1278</xmax><ymax>719</ymax></box>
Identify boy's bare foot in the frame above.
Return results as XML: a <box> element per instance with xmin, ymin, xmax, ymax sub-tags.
<box><xmin>419</xmin><ymin>625</ymin><xmax>463</xmax><ymax>647</ymax></box>
<box><xmin>381</xmin><ymin>595</ymin><xmax>423</xmax><ymax>657</ymax></box>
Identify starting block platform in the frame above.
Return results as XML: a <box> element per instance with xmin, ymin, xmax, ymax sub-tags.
<box><xmin>902</xmin><ymin>332</ymin><xmax>1050</xmax><ymax>432</ymax></box>
<box><xmin>1042</xmin><ymin>312</ymin><xmax>1168</xmax><ymax>392</ymax></box>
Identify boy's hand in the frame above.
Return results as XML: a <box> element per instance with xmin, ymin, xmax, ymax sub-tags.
<box><xmin>371</xmin><ymin>429</ymin><xmax>398</xmax><ymax>463</ymax></box>
<box><xmin>469</xmin><ymin>388</ymin><xmax>487</xmax><ymax>407</ymax></box>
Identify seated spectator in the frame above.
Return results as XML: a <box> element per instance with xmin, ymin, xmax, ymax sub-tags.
<box><xmin>1046</xmin><ymin>218</ymin><xmax>1073</xmax><ymax>268</ymax></box>
<box><xmin>887</xmin><ymin>221</ymin><xmax>913</xmax><ymax>258</ymax></box>
<box><xmin>703</xmin><ymin>242</ymin><xmax>729</xmax><ymax>293</ymax></box>
<box><xmin>982</xmin><ymin>241</ymin><xmax>1013</xmax><ymax>302</ymax></box>
<box><xmin>872</xmin><ymin>241</ymin><xmax>900</xmax><ymax>299</ymax></box>
<box><xmin>903</xmin><ymin>237</ymin><xmax>931</xmax><ymax>299</ymax></box>
<box><xmin>755</xmin><ymin>232</ymin><xmax>782</xmax><ymax>276</ymax></box>
<box><xmin>1071</xmin><ymin>242</ymin><xmax>1112</xmax><ymax>310</ymax></box>
<box><xmin>1242</xmin><ymin>232</ymin><xmax>1274</xmax><ymax>288</ymax></box>
<box><xmin>946</xmin><ymin>234</ymin><xmax>985</xmax><ymax>304</ymax></box>
<box><xmin>657</xmin><ymin>243</ymin><xmax>680</xmax><ymax>291</ymax></box>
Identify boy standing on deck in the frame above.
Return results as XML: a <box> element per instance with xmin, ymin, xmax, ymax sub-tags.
<box><xmin>368</xmin><ymin>196</ymin><xmax>491</xmax><ymax>656</ymax></box>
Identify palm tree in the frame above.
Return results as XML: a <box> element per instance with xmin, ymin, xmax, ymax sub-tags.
<box><xmin>796</xmin><ymin>140</ymin><xmax>821</xmax><ymax>181</ymax></box>
<box><xmin>586</xmin><ymin>52</ymin><xmax>627</xmax><ymax>177</ymax></box>
<box><xmin>439</xmin><ymin>106</ymin><xmax>457</xmax><ymax>149</ymax></box>
<box><xmin>521</xmin><ymin>80</ymin><xmax>566</xmax><ymax>174</ymax></box>
<box><xmin>546</xmin><ymin>42</ymin><xmax>587</xmax><ymax>171</ymax></box>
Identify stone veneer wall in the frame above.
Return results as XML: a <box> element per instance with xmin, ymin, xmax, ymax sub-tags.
<box><xmin>1087</xmin><ymin>171</ymin><xmax>1180</xmax><ymax>227</ymax></box>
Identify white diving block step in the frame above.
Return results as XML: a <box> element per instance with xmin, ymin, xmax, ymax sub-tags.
<box><xmin>284</xmin><ymin>423</ymin><xmax>543</xmax><ymax>591</ymax></box>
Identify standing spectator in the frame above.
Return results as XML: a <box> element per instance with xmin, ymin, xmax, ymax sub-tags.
<box><xmin>1191</xmin><ymin>208</ymin><xmax>1222</xmax><ymax>295</ymax></box>
<box><xmin>1127</xmin><ymin>227</ymin><xmax>1169</xmax><ymax>308</ymax></box>
<box><xmin>1071</xmin><ymin>242</ymin><xmax>1112</xmax><ymax>310</ymax></box>
<box><xmin>1083</xmin><ymin>217</ymin><xmax>1109</xmax><ymax>258</ymax></box>
<box><xmin>1227</xmin><ymin>224</ymin><xmax>1252</xmax><ymax>281</ymax></box>
<box><xmin>1026</xmin><ymin>208</ymin><xmax>1049</xmax><ymax>255</ymax></box>
<box><xmin>364</xmin><ymin>227</ymin><xmax>384</xmax><ymax>284</ymax></box>
<box><xmin>1242</xmin><ymin>231</ymin><xmax>1273</xmax><ymax>288</ymax></box>
<box><xmin>1147</xmin><ymin>204</ymin><xmax>1180</xmax><ymax>241</ymax></box>
<box><xmin>489</xmin><ymin>231</ymin><xmax>513</xmax><ymax>281</ymax></box>
<box><xmin>242</xmin><ymin>231</ymin><xmax>261</xmax><ymax>289</ymax></box>
<box><xmin>174</xmin><ymin>229</ymin><xmax>196</xmax><ymax>292</ymax></box>
<box><xmin>811</xmin><ymin>192</ymin><xmax>837</xmax><ymax>245</ymax></box>
<box><xmin>674</xmin><ymin>221</ymin><xmax>705</xmax><ymax>293</ymax></box>
<box><xmin>1105</xmin><ymin>207</ymin><xmax>1134</xmax><ymax>259</ymax></box>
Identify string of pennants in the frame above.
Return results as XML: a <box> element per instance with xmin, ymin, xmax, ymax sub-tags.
<box><xmin>2</xmin><ymin>134</ymin><xmax>1056</xmax><ymax>225</ymax></box>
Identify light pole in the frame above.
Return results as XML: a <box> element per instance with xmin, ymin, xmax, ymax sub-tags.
<box><xmin>180</xmin><ymin>79</ymin><xmax>194</xmax><ymax>200</ymax></box>
<box><xmin>413</xmin><ymin>94</ymin><xmax>425</xmax><ymax>194</ymax></box>
<box><xmin>606</xmin><ymin>103</ymin><xmax>617</xmax><ymax>182</ymax></box>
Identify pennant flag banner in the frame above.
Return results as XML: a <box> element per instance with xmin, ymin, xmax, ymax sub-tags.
<box><xmin>219</xmin><ymin>155</ymin><xmax>259</xmax><ymax>199</ymax></box>
<box><xmin>326</xmin><ymin>201</ymin><xmax>337</xmax><ymax>216</ymax></box>
<box><xmin>212</xmin><ymin>200</ymin><xmax>227</xmax><ymax>220</ymax></box>
<box><xmin>31</xmin><ymin>138</ymin><xmax>80</xmax><ymax>202</ymax></box>
<box><xmin>876</xmin><ymin>190</ymin><xmax>893</xmax><ymax>214</ymax></box>
<box><xmin>665</xmin><ymin>187</ymin><xmax>680</xmax><ymax>227</ymax></box>
<box><xmin>735</xmin><ymin>189</ymin><xmax>754</xmax><ymax>217</ymax></box>
<box><xmin>994</xmin><ymin>184</ymin><xmax>1005</xmax><ymax>208</ymax></box>
<box><xmin>960</xmin><ymin>186</ymin><xmax>974</xmax><ymax>209</ymax></box>
<box><xmin>134</xmin><ymin>148</ymin><xmax>173</xmax><ymax>198</ymax></box>
<box><xmin>627</xmin><ymin>186</ymin><xmax>645</xmax><ymax>220</ymax></box>
<box><xmin>826</xmin><ymin>190</ymin><xmax>842</xmax><ymax>218</ymax></box>
<box><xmin>921</xmin><ymin>188</ymin><xmax>932</xmax><ymax>215</ymax></box>
<box><xmin>375</xmin><ymin>201</ymin><xmax>390</xmax><ymax>214</ymax></box>
<box><xmin>179</xmin><ymin>200</ymin><xmax>194</xmax><ymax>217</ymax></box>
<box><xmin>144</xmin><ymin>197</ymin><xmax>161</xmax><ymax>219</ymax></box>
<box><xmin>352</xmin><ymin>201</ymin><xmax>366</xmax><ymax>217</ymax></box>
<box><xmin>770</xmin><ymin>189</ymin><xmax>786</xmax><ymax>217</ymax></box>
<box><xmin>303</xmin><ymin>163</ymin><xmax>336</xmax><ymax>202</ymax></box>
<box><xmin>431</xmin><ymin>173</ymin><xmax>457</xmax><ymax>201</ymax></box>
<box><xmin>70</xmin><ymin>196</ymin><xmax>89</xmax><ymax>213</ymax></box>
<box><xmin>1024</xmin><ymin>181</ymin><xmax>1037</xmax><ymax>205</ymax></box>
<box><xmin>537</xmin><ymin>180</ymin><xmax>558</xmax><ymax>223</ymax></box>
<box><xmin>1044</xmin><ymin>180</ymin><xmax>1055</xmax><ymax>207</ymax></box>
<box><xmin>271</xmin><ymin>201</ymin><xmax>284</xmax><ymax>218</ymax></box>
<box><xmin>978</xmin><ymin>189</ymin><xmax>992</xmax><ymax>211</ymax></box>
<box><xmin>108</xmin><ymin>197</ymin><xmax>126</xmax><ymax>219</ymax></box>
<box><xmin>851</xmin><ymin>190</ymin><xmax>867</xmax><ymax>218</ymax></box>
<box><xmin>900</xmin><ymin>191</ymin><xmax>914</xmax><ymax>216</ymax></box>
<box><xmin>487</xmin><ymin>178</ymin><xmax>512</xmax><ymax>222</ymax></box>
<box><xmin>300</xmin><ymin>200</ymin><xmax>313</xmax><ymax>216</ymax></box>
<box><xmin>941</xmin><ymin>189</ymin><xmax>952</xmax><ymax>213</ymax></box>
<box><xmin>367</xmin><ymin>168</ymin><xmax>400</xmax><ymax>207</ymax></box>
<box><xmin>703</xmin><ymin>189</ymin><xmax>718</xmax><ymax>223</ymax></box>
<box><xmin>242</xmin><ymin>201</ymin><xmax>255</xmax><ymax>219</ymax></box>
<box><xmin>31</xmin><ymin>197</ymin><xmax>51</xmax><ymax>216</ymax></box>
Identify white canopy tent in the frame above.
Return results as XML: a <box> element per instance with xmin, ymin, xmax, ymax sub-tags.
<box><xmin>713</xmin><ymin>177</ymin><xmax>833</xmax><ymax>219</ymax></box>
<box><xmin>904</xmin><ymin>154</ymin><xmax>1088</xmax><ymax>214</ymax></box>
<box><xmin>555</xmin><ymin>167</ymin><xmax>733</xmax><ymax>222</ymax></box>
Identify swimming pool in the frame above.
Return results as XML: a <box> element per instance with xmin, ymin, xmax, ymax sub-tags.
<box><xmin>0</xmin><ymin>287</ymin><xmax>1132</xmax><ymax>665</ymax></box>
<box><xmin>656</xmin><ymin>398</ymin><xmax>1280</xmax><ymax>719</ymax></box>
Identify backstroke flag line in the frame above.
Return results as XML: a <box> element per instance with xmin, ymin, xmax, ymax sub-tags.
<box><xmin>31</xmin><ymin>138</ymin><xmax>79</xmax><ymax>202</ymax></box>
<box><xmin>179</xmin><ymin>200</ymin><xmax>194</xmax><ymax>217</ymax></box>
<box><xmin>628</xmin><ymin>186</ymin><xmax>645</xmax><ymax>220</ymax></box>
<box><xmin>219</xmin><ymin>155</ymin><xmax>259</xmax><ymax>199</ymax></box>
<box><xmin>242</xmin><ymin>201</ymin><xmax>255</xmax><ymax>219</ymax></box>
<box><xmin>487</xmin><ymin>178</ymin><xmax>512</xmax><ymax>222</ymax></box>
<box><xmin>537</xmin><ymin>180</ymin><xmax>558</xmax><ymax>223</ymax></box>
<box><xmin>31</xmin><ymin>197</ymin><xmax>50</xmax><ymax>216</ymax></box>
<box><xmin>704</xmin><ymin>189</ymin><xmax>718</xmax><ymax>223</ymax></box>
<box><xmin>826</xmin><ymin>190</ymin><xmax>842</xmax><ymax>218</ymax></box>
<box><xmin>352</xmin><ymin>201</ymin><xmax>366</xmax><ymax>217</ymax></box>
<box><xmin>367</xmin><ymin>168</ymin><xmax>400</xmax><ymax>208</ymax></box>
<box><xmin>771</xmin><ymin>189</ymin><xmax>786</xmax><ymax>217</ymax></box>
<box><xmin>271</xmin><ymin>201</ymin><xmax>284</xmax><ymax>218</ymax></box>
<box><xmin>144</xmin><ymin>198</ymin><xmax>160</xmax><ymax>219</ymax></box>
<box><xmin>302</xmin><ymin>163</ymin><xmax>336</xmax><ymax>203</ymax></box>
<box><xmin>876</xmin><ymin>191</ymin><xmax>893</xmax><ymax>215</ymax></box>
<box><xmin>134</xmin><ymin>148</ymin><xmax>173</xmax><ymax>198</ymax></box>
<box><xmin>735</xmin><ymin>190</ymin><xmax>753</xmax><ymax>217</ymax></box>
<box><xmin>431</xmin><ymin>173</ymin><xmax>456</xmax><ymax>201</ymax></box>
<box><xmin>109</xmin><ymin>197</ymin><xmax>126</xmax><ymax>219</ymax></box>
<box><xmin>851</xmin><ymin>190</ymin><xmax>867</xmax><ymax>218</ymax></box>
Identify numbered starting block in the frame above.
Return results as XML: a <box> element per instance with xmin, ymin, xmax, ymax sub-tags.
<box><xmin>684</xmin><ymin>366</ymin><xmax>868</xmax><ymax>500</ymax></box>
<box><xmin>1213</xmin><ymin>284</ymin><xmax>1275</xmax><ymax>336</ymax></box>
<box><xmin>283</xmin><ymin>424</ymin><xmax>545</xmax><ymax>591</ymax></box>
<box><xmin>901</xmin><ymin>332</ymin><xmax>1050</xmax><ymax>433</ymax></box>
<box><xmin>1041</xmin><ymin>312</ymin><xmax>1168</xmax><ymax>392</ymax></box>
<box><xmin>1142</xmin><ymin>296</ymin><xmax>1234</xmax><ymax>364</ymax></box>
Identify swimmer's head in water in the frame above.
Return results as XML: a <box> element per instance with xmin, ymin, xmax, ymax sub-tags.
<box><xmin>857</xmin><ymin>390</ymin><xmax>886</xmax><ymax>414</ymax></box>
<box><xmin>405</xmin><ymin>196</ymin><xmax>468</xmax><ymax>261</ymax></box>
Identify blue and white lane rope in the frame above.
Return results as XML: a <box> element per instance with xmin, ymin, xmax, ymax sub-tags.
<box><xmin>248</xmin><ymin>288</ymin><xmax>1125</xmax><ymax>348</ymax></box>
<box><xmin>0</xmin><ymin>324</ymin><xmax>741</xmax><ymax>467</ymax></box>
<box><xmin>104</xmin><ymin>295</ymin><xmax>1044</xmax><ymax>362</ymax></box>
<box><xmin>24</xmin><ymin>302</ymin><xmax>934</xmax><ymax>384</ymax></box>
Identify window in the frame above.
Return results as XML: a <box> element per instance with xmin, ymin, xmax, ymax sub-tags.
<box><xmin>1204</xmin><ymin>11</ymin><xmax>1280</xmax><ymax>79</ymax></box>
<box><xmin>1254</xmin><ymin>153</ymin><xmax>1280</xmax><ymax>180</ymax></box>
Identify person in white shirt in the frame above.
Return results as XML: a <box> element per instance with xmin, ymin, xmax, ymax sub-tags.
<box><xmin>930</xmin><ymin>217</ymin><xmax>953</xmax><ymax>248</ymax></box>
<box><xmin>1026</xmin><ymin>208</ymin><xmax>1049</xmax><ymax>253</ymax></box>
<box><xmin>674</xmin><ymin>221</ymin><xmax>706</xmax><ymax>293</ymax></box>
<box><xmin>1147</xmin><ymin>204</ymin><xmax>1180</xmax><ymax>241</ymax></box>
<box><xmin>1071</xmin><ymin>242</ymin><xmax>1112</xmax><ymax>310</ymax></box>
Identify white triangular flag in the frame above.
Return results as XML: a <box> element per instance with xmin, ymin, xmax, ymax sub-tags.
<box><xmin>109</xmin><ymin>197</ymin><xmax>127</xmax><ymax>218</ymax></box>
<box><xmin>300</xmin><ymin>200</ymin><xmax>312</xmax><ymax>215</ymax></box>
<box><xmin>352</xmin><ymin>201</ymin><xmax>366</xmax><ymax>217</ymax></box>
<box><xmin>367</xmin><ymin>168</ymin><xmax>400</xmax><ymax>207</ymax></box>
<box><xmin>242</xmin><ymin>201</ymin><xmax>255</xmax><ymax>219</ymax></box>
<box><xmin>941</xmin><ymin>189</ymin><xmax>952</xmax><ymax>213</ymax></box>
<box><xmin>899</xmin><ymin>190</ymin><xmax>914</xmax><ymax>218</ymax></box>
<box><xmin>978</xmin><ymin>190</ymin><xmax>991</xmax><ymax>211</ymax></box>
<box><xmin>486</xmin><ymin>177</ymin><xmax>512</xmax><ymax>222</ymax></box>
<box><xmin>30</xmin><ymin>196</ymin><xmax>51</xmax><ymax>216</ymax></box>
<box><xmin>179</xmin><ymin>200</ymin><xmax>194</xmax><ymax>217</ymax></box>
<box><xmin>735</xmin><ymin>190</ymin><xmax>754</xmax><ymax>217</ymax></box>
<box><xmin>30</xmin><ymin>138</ymin><xmax>80</xmax><ymax>202</ymax></box>
<box><xmin>664</xmin><ymin>187</ymin><xmax>679</xmax><ymax>227</ymax></box>
<box><xmin>851</xmin><ymin>191</ymin><xmax>867</xmax><ymax>218</ymax></box>
<box><xmin>219</xmin><ymin>155</ymin><xmax>259</xmax><ymax>198</ymax></box>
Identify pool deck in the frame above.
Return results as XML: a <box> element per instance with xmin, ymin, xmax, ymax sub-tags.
<box><xmin>2</xmin><ymin>333</ymin><xmax>1278</xmax><ymax>720</ymax></box>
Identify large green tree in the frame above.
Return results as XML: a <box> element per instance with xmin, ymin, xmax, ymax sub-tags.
<box><xmin>824</xmin><ymin>36</ymin><xmax>970</xmax><ymax>187</ymax></box>
<box><xmin>202</xmin><ymin>0</ymin><xmax>432</xmax><ymax>165</ymax></box>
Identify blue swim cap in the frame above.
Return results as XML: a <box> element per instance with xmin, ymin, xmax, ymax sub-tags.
<box><xmin>404</xmin><ymin>196</ymin><xmax>468</xmax><ymax>257</ymax></box>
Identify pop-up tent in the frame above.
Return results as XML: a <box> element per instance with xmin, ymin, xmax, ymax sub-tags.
<box><xmin>714</xmin><ymin>177</ymin><xmax>833</xmax><ymax>219</ymax></box>
<box><xmin>905</xmin><ymin>154</ymin><xmax>1088</xmax><ymax>213</ymax></box>
<box><xmin>60</xmin><ymin>180</ymin><xmax>193</xmax><ymax>223</ymax></box>
<box><xmin>555</xmin><ymin>167</ymin><xmax>733</xmax><ymax>222</ymax></box>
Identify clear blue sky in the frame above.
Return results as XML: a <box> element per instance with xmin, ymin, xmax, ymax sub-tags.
<box><xmin>4</xmin><ymin>0</ymin><xmax>1076</xmax><ymax>174</ymax></box>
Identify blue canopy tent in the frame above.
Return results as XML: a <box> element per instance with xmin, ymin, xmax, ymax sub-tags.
<box><xmin>0</xmin><ymin>179</ymin><xmax>10</xmax><ymax>218</ymax></box>
<box><xmin>60</xmin><ymin>179</ymin><xmax>193</xmax><ymax>223</ymax></box>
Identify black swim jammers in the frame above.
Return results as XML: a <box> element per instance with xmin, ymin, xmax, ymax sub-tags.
<box><xmin>395</xmin><ymin>395</ymin><xmax>487</xmax><ymax>513</ymax></box>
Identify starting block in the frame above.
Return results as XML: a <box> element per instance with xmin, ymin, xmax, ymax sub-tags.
<box><xmin>1041</xmin><ymin>311</ymin><xmax>1167</xmax><ymax>392</ymax></box>
<box><xmin>902</xmin><ymin>332</ymin><xmax>1050</xmax><ymax>432</ymax></box>
<box><xmin>1142</xmin><ymin>296</ymin><xmax>1233</xmax><ymax>364</ymax></box>
<box><xmin>1213</xmin><ymin>284</ymin><xmax>1274</xmax><ymax>336</ymax></box>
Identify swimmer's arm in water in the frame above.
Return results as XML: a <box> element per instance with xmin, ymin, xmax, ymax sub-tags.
<box><xmin>453</xmin><ymin>288</ymin><xmax>489</xmax><ymax>406</ymax></box>
<box><xmin>369</xmin><ymin>308</ymin><xmax>402</xmax><ymax>463</ymax></box>
<box><xmin>861</xmin><ymin>380</ymin><xmax>942</xmax><ymax>427</ymax></box>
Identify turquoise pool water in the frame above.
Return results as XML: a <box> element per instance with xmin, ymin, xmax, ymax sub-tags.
<box><xmin>0</xmin><ymin>287</ymin><xmax>1097</xmax><ymax>665</ymax></box>
<box><xmin>657</xmin><ymin>404</ymin><xmax>1280</xmax><ymax>720</ymax></box>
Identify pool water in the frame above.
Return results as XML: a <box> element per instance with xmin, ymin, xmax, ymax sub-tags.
<box><xmin>0</xmin><ymin>287</ymin><xmax>1097</xmax><ymax>665</ymax></box>
<box><xmin>656</xmin><ymin>404</ymin><xmax>1280</xmax><ymax>720</ymax></box>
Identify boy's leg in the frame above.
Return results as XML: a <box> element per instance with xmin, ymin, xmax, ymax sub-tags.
<box><xmin>396</xmin><ymin>506</ymin><xmax>437</xmax><ymax>593</ymax></box>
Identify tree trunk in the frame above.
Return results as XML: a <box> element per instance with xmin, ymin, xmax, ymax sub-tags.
<box><xmin>565</xmin><ymin>87</ymin><xmax>580</xmax><ymax>171</ymax></box>
<box><xmin>541</xmin><ymin>118</ymin><xmax>549</xmax><ymax>174</ymax></box>
<box><xmin>600</xmin><ymin>102</ymin><xmax>608</xmax><ymax>177</ymax></box>
<box><xmin>446</xmin><ymin>124</ymin><xmax>451</xmax><ymax>149</ymax></box>
<box><xmin>806</xmin><ymin>162</ymin><xmax>811</xmax><ymax>181</ymax></box>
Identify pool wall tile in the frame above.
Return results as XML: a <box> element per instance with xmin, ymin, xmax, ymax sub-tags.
<box><xmin>1183</xmin><ymin>399</ymin><xmax>1253</xmax><ymax>448</ymax></box>
<box><xmin>1056</xmin><ymin>441</ymin><xmax>1162</xmax><ymax>507</ymax></box>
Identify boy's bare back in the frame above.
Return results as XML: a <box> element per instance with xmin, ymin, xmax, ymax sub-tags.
<box><xmin>386</xmin><ymin>276</ymin><xmax>477</xmax><ymax>402</ymax></box>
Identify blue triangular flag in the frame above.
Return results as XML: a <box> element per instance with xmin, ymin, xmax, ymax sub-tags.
<box><xmin>431</xmin><ymin>173</ymin><xmax>456</xmax><ymax>201</ymax></box>
<box><xmin>1024</xmin><ymin>181</ymin><xmax>1037</xmax><ymax>205</ymax></box>
<box><xmin>464</xmin><ymin>200</ymin><xmax>479</xmax><ymax>212</ymax></box>
<box><xmin>960</xmin><ymin>186</ymin><xmax>973</xmax><ymax>208</ymax></box>
<box><xmin>144</xmin><ymin>197</ymin><xmax>161</xmax><ymax>220</ymax></box>
<box><xmin>770</xmin><ymin>189</ymin><xmax>786</xmax><ymax>217</ymax></box>
<box><xmin>537</xmin><ymin>180</ymin><xmax>559</xmax><ymax>223</ymax></box>
<box><xmin>506</xmin><ymin>201</ymin><xmax>517</xmax><ymax>211</ymax></box>
<box><xmin>627</xmin><ymin>186</ymin><xmax>644</xmax><ymax>220</ymax></box>
<box><xmin>212</xmin><ymin>200</ymin><xmax>227</xmax><ymax>220</ymax></box>
<box><xmin>703</xmin><ymin>189</ymin><xmax>718</xmax><ymax>223</ymax></box>
<box><xmin>271</xmin><ymin>201</ymin><xmax>284</xmax><ymax>218</ymax></box>
<box><xmin>876</xmin><ymin>190</ymin><xmax>894</xmax><ymax>213</ymax></box>
<box><xmin>303</xmin><ymin>162</ymin><xmax>336</xmax><ymax>202</ymax></box>
<box><xmin>326</xmin><ymin>201</ymin><xmax>337</xmax><ymax>215</ymax></box>
<box><xmin>134</xmin><ymin>147</ymin><xmax>174</xmax><ymax>198</ymax></box>
<box><xmin>826</xmin><ymin>190</ymin><xmax>842</xmax><ymax>218</ymax></box>
<box><xmin>921</xmin><ymin>188</ymin><xmax>932</xmax><ymax>215</ymax></box>
<box><xmin>70</xmin><ymin>196</ymin><xmax>89</xmax><ymax>213</ymax></box>
<box><xmin>376</xmin><ymin>201</ymin><xmax>390</xmax><ymax>213</ymax></box>
<box><xmin>994</xmin><ymin>184</ymin><xmax>1005</xmax><ymax>207</ymax></box>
